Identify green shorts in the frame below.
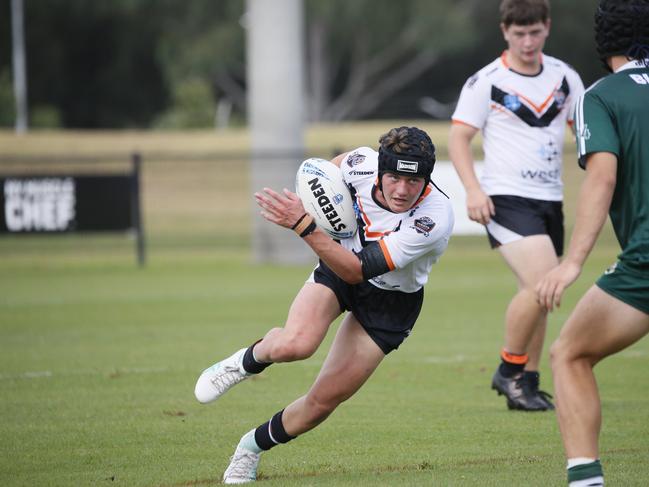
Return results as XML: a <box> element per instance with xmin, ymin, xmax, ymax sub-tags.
<box><xmin>596</xmin><ymin>261</ymin><xmax>649</xmax><ymax>315</ymax></box>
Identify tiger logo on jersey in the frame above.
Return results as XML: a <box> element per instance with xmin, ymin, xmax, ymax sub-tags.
<box><xmin>411</xmin><ymin>216</ymin><xmax>436</xmax><ymax>236</ymax></box>
<box><xmin>346</xmin><ymin>152</ymin><xmax>366</xmax><ymax>167</ymax></box>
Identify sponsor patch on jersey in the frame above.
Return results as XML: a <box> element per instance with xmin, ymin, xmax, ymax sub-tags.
<box><xmin>397</xmin><ymin>160</ymin><xmax>419</xmax><ymax>173</ymax></box>
<box><xmin>411</xmin><ymin>216</ymin><xmax>436</xmax><ymax>236</ymax></box>
<box><xmin>467</xmin><ymin>73</ymin><xmax>479</xmax><ymax>88</ymax></box>
<box><xmin>346</xmin><ymin>152</ymin><xmax>366</xmax><ymax>167</ymax></box>
<box><xmin>503</xmin><ymin>94</ymin><xmax>521</xmax><ymax>111</ymax></box>
<box><xmin>539</xmin><ymin>140</ymin><xmax>560</xmax><ymax>164</ymax></box>
<box><xmin>580</xmin><ymin>124</ymin><xmax>591</xmax><ymax>140</ymax></box>
<box><xmin>553</xmin><ymin>87</ymin><xmax>567</xmax><ymax>108</ymax></box>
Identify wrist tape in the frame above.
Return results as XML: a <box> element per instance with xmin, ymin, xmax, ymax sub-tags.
<box><xmin>292</xmin><ymin>214</ymin><xmax>316</xmax><ymax>237</ymax></box>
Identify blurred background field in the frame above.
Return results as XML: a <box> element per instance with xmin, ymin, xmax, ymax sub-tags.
<box><xmin>0</xmin><ymin>121</ymin><xmax>611</xmax><ymax>264</ymax></box>
<box><xmin>0</xmin><ymin>122</ymin><xmax>467</xmax><ymax>262</ymax></box>
<box><xmin>1</xmin><ymin>126</ymin><xmax>647</xmax><ymax>486</ymax></box>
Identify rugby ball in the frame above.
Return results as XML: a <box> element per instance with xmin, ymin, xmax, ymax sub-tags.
<box><xmin>295</xmin><ymin>158</ymin><xmax>358</xmax><ymax>239</ymax></box>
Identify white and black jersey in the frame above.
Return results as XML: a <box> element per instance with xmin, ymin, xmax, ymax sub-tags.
<box><xmin>338</xmin><ymin>146</ymin><xmax>454</xmax><ymax>293</ymax></box>
<box><xmin>452</xmin><ymin>52</ymin><xmax>584</xmax><ymax>201</ymax></box>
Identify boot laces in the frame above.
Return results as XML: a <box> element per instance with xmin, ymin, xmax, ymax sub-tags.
<box><xmin>224</xmin><ymin>449</ymin><xmax>259</xmax><ymax>481</ymax></box>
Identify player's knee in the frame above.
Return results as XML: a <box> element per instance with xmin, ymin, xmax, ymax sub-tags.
<box><xmin>550</xmin><ymin>336</ymin><xmax>579</xmax><ymax>366</ymax></box>
<box><xmin>269</xmin><ymin>330</ymin><xmax>317</xmax><ymax>362</ymax></box>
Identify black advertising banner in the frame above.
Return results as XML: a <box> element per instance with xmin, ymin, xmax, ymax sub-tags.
<box><xmin>0</xmin><ymin>175</ymin><xmax>133</xmax><ymax>233</ymax></box>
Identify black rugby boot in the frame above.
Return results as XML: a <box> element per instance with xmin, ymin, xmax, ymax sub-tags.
<box><xmin>522</xmin><ymin>371</ymin><xmax>555</xmax><ymax>410</ymax></box>
<box><xmin>491</xmin><ymin>367</ymin><xmax>549</xmax><ymax>411</ymax></box>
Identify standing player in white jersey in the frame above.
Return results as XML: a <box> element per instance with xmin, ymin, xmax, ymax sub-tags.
<box><xmin>194</xmin><ymin>126</ymin><xmax>454</xmax><ymax>484</ymax></box>
<box><xmin>448</xmin><ymin>0</ymin><xmax>584</xmax><ymax>411</ymax></box>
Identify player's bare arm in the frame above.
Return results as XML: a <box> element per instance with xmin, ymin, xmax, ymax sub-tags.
<box><xmin>254</xmin><ymin>187</ymin><xmax>363</xmax><ymax>284</ymax></box>
<box><xmin>448</xmin><ymin>122</ymin><xmax>495</xmax><ymax>225</ymax></box>
<box><xmin>330</xmin><ymin>152</ymin><xmax>347</xmax><ymax>168</ymax></box>
<box><xmin>536</xmin><ymin>151</ymin><xmax>617</xmax><ymax>311</ymax></box>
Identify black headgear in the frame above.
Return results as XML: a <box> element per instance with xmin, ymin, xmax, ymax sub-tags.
<box><xmin>377</xmin><ymin>126</ymin><xmax>436</xmax><ymax>193</ymax></box>
<box><xmin>595</xmin><ymin>0</ymin><xmax>649</xmax><ymax>71</ymax></box>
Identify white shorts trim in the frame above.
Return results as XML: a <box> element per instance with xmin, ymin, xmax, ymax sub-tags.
<box><xmin>486</xmin><ymin>219</ymin><xmax>523</xmax><ymax>246</ymax></box>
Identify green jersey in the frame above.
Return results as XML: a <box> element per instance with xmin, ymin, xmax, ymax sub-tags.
<box><xmin>575</xmin><ymin>59</ymin><xmax>649</xmax><ymax>270</ymax></box>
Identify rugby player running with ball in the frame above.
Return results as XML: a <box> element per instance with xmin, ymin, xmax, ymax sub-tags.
<box><xmin>194</xmin><ymin>126</ymin><xmax>454</xmax><ymax>484</ymax></box>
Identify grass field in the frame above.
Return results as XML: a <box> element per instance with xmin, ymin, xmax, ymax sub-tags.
<box><xmin>0</xmin><ymin>126</ymin><xmax>647</xmax><ymax>486</ymax></box>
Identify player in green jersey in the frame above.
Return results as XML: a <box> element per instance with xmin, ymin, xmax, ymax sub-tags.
<box><xmin>536</xmin><ymin>1</ymin><xmax>649</xmax><ymax>485</ymax></box>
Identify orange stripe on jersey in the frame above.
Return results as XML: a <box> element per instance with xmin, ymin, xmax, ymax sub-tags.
<box><xmin>413</xmin><ymin>184</ymin><xmax>433</xmax><ymax>207</ymax></box>
<box><xmin>356</xmin><ymin>193</ymin><xmax>391</xmax><ymax>239</ymax></box>
<box><xmin>451</xmin><ymin>119</ymin><xmax>480</xmax><ymax>130</ymax></box>
<box><xmin>500</xmin><ymin>50</ymin><xmax>509</xmax><ymax>69</ymax></box>
<box><xmin>378</xmin><ymin>239</ymin><xmax>396</xmax><ymax>271</ymax></box>
<box><xmin>490</xmin><ymin>103</ymin><xmax>521</xmax><ymax>119</ymax></box>
<box><xmin>501</xmin><ymin>51</ymin><xmax>557</xmax><ymax>115</ymax></box>
<box><xmin>515</xmin><ymin>80</ymin><xmax>560</xmax><ymax>114</ymax></box>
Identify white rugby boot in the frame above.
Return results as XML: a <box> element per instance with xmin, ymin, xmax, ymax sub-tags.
<box><xmin>194</xmin><ymin>348</ymin><xmax>250</xmax><ymax>403</ymax></box>
<box><xmin>223</xmin><ymin>445</ymin><xmax>261</xmax><ymax>484</ymax></box>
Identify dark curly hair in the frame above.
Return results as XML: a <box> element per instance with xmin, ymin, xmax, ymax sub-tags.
<box><xmin>378</xmin><ymin>127</ymin><xmax>435</xmax><ymax>162</ymax></box>
<box><xmin>595</xmin><ymin>0</ymin><xmax>649</xmax><ymax>71</ymax></box>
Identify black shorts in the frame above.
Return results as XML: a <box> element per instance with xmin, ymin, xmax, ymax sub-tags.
<box><xmin>485</xmin><ymin>195</ymin><xmax>564</xmax><ymax>256</ymax></box>
<box><xmin>311</xmin><ymin>260</ymin><xmax>423</xmax><ymax>354</ymax></box>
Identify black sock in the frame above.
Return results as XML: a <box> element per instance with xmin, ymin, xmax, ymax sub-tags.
<box><xmin>242</xmin><ymin>340</ymin><xmax>272</xmax><ymax>374</ymax></box>
<box><xmin>523</xmin><ymin>370</ymin><xmax>540</xmax><ymax>388</ymax></box>
<box><xmin>498</xmin><ymin>349</ymin><xmax>528</xmax><ymax>378</ymax></box>
<box><xmin>499</xmin><ymin>359</ymin><xmax>525</xmax><ymax>378</ymax></box>
<box><xmin>254</xmin><ymin>409</ymin><xmax>297</xmax><ymax>451</ymax></box>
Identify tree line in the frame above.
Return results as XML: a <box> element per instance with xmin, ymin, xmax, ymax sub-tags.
<box><xmin>0</xmin><ymin>0</ymin><xmax>603</xmax><ymax>129</ymax></box>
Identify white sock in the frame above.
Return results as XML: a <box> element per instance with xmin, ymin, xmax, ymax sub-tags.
<box><xmin>252</xmin><ymin>347</ymin><xmax>270</xmax><ymax>364</ymax></box>
<box><xmin>567</xmin><ymin>457</ymin><xmax>597</xmax><ymax>469</ymax></box>
<box><xmin>238</xmin><ymin>429</ymin><xmax>263</xmax><ymax>454</ymax></box>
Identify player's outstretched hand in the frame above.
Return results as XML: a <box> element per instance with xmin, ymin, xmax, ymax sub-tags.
<box><xmin>466</xmin><ymin>188</ymin><xmax>495</xmax><ymax>225</ymax></box>
<box><xmin>255</xmin><ymin>187</ymin><xmax>307</xmax><ymax>229</ymax></box>
<box><xmin>535</xmin><ymin>260</ymin><xmax>582</xmax><ymax>312</ymax></box>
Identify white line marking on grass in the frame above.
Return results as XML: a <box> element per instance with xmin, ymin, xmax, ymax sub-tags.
<box><xmin>0</xmin><ymin>370</ymin><xmax>53</xmax><ymax>380</ymax></box>
<box><xmin>0</xmin><ymin>366</ymin><xmax>170</xmax><ymax>380</ymax></box>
